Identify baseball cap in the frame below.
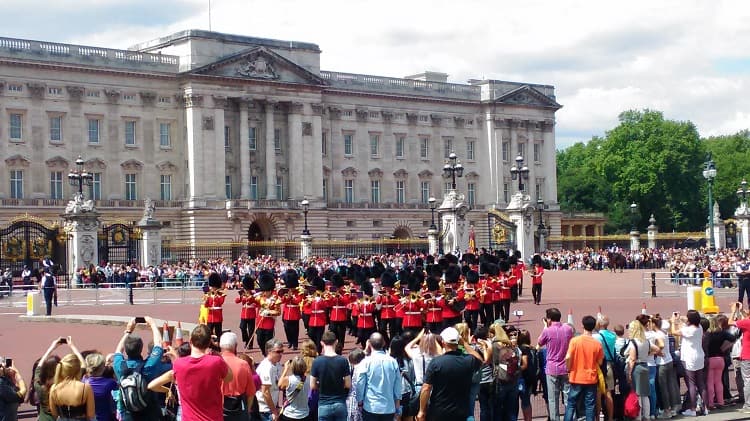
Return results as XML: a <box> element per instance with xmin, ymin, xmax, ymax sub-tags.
<box><xmin>440</xmin><ymin>327</ymin><xmax>459</xmax><ymax>345</ymax></box>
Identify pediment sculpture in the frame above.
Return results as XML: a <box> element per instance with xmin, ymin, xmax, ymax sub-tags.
<box><xmin>236</xmin><ymin>56</ymin><xmax>279</xmax><ymax>79</ymax></box>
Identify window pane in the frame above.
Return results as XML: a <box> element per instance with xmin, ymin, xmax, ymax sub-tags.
<box><xmin>224</xmin><ymin>126</ymin><xmax>231</xmax><ymax>149</ymax></box>
<box><xmin>250</xmin><ymin>176</ymin><xmax>258</xmax><ymax>200</ymax></box>
<box><xmin>444</xmin><ymin>138</ymin><xmax>452</xmax><ymax>158</ymax></box>
<box><xmin>125</xmin><ymin>121</ymin><xmax>136</xmax><ymax>145</ymax></box>
<box><xmin>125</xmin><ymin>174</ymin><xmax>137</xmax><ymax>200</ymax></box>
<box><xmin>396</xmin><ymin>181</ymin><xmax>405</xmax><ymax>203</ymax></box>
<box><xmin>160</xmin><ymin>123</ymin><xmax>171</xmax><ymax>147</ymax></box>
<box><xmin>468</xmin><ymin>183</ymin><xmax>476</xmax><ymax>206</ymax></box>
<box><xmin>344</xmin><ymin>134</ymin><xmax>353</xmax><ymax>155</ymax></box>
<box><xmin>370</xmin><ymin>135</ymin><xmax>379</xmax><ymax>156</ymax></box>
<box><xmin>89</xmin><ymin>173</ymin><xmax>101</xmax><ymax>200</ymax></box>
<box><xmin>161</xmin><ymin>174</ymin><xmax>172</xmax><ymax>200</ymax></box>
<box><xmin>50</xmin><ymin>116</ymin><xmax>62</xmax><ymax>142</ymax></box>
<box><xmin>467</xmin><ymin>141</ymin><xmax>475</xmax><ymax>160</ymax></box>
<box><xmin>276</xmin><ymin>176</ymin><xmax>283</xmax><ymax>200</ymax></box>
<box><xmin>322</xmin><ymin>179</ymin><xmax>328</xmax><ymax>200</ymax></box>
<box><xmin>322</xmin><ymin>132</ymin><xmax>327</xmax><ymax>155</ymax></box>
<box><xmin>9</xmin><ymin>114</ymin><xmax>22</xmax><ymax>139</ymax></box>
<box><xmin>50</xmin><ymin>171</ymin><xmax>63</xmax><ymax>199</ymax></box>
<box><xmin>371</xmin><ymin>180</ymin><xmax>380</xmax><ymax>203</ymax></box>
<box><xmin>10</xmin><ymin>170</ymin><xmax>23</xmax><ymax>199</ymax></box>
<box><xmin>420</xmin><ymin>138</ymin><xmax>429</xmax><ymax>158</ymax></box>
<box><xmin>274</xmin><ymin>128</ymin><xmax>281</xmax><ymax>151</ymax></box>
<box><xmin>88</xmin><ymin>119</ymin><xmax>100</xmax><ymax>143</ymax></box>
<box><xmin>421</xmin><ymin>181</ymin><xmax>430</xmax><ymax>203</ymax></box>
<box><xmin>502</xmin><ymin>142</ymin><xmax>509</xmax><ymax>161</ymax></box>
<box><xmin>249</xmin><ymin>127</ymin><xmax>256</xmax><ymax>150</ymax></box>
<box><xmin>345</xmin><ymin>180</ymin><xmax>354</xmax><ymax>203</ymax></box>
<box><xmin>396</xmin><ymin>137</ymin><xmax>404</xmax><ymax>158</ymax></box>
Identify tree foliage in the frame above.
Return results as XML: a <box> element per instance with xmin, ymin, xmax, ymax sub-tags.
<box><xmin>557</xmin><ymin>109</ymin><xmax>708</xmax><ymax>233</ymax></box>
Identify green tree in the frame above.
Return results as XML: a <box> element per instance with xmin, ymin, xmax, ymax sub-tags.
<box><xmin>703</xmin><ymin>130</ymin><xmax>750</xmax><ymax>219</ymax></box>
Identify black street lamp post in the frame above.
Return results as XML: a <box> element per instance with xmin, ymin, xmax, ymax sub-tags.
<box><xmin>703</xmin><ymin>156</ymin><xmax>717</xmax><ymax>251</ymax></box>
<box><xmin>630</xmin><ymin>202</ymin><xmax>638</xmax><ymax>231</ymax></box>
<box><xmin>442</xmin><ymin>152</ymin><xmax>463</xmax><ymax>190</ymax></box>
<box><xmin>300</xmin><ymin>199</ymin><xmax>310</xmax><ymax>236</ymax></box>
<box><xmin>737</xmin><ymin>179</ymin><xmax>748</xmax><ymax>207</ymax></box>
<box><xmin>428</xmin><ymin>197</ymin><xmax>437</xmax><ymax>230</ymax></box>
<box><xmin>68</xmin><ymin>155</ymin><xmax>93</xmax><ymax>198</ymax></box>
<box><xmin>537</xmin><ymin>197</ymin><xmax>547</xmax><ymax>236</ymax></box>
<box><xmin>510</xmin><ymin>155</ymin><xmax>530</xmax><ymax>192</ymax></box>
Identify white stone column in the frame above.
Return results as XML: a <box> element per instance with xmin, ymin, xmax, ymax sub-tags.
<box><xmin>506</xmin><ymin>193</ymin><xmax>534</xmax><ymax>259</ymax></box>
<box><xmin>311</xmin><ymin>104</ymin><xmax>325</xmax><ymax>200</ymax></box>
<box><xmin>428</xmin><ymin>228</ymin><xmax>439</xmax><ymax>255</ymax></box>
<box><xmin>630</xmin><ymin>230</ymin><xmax>641</xmax><ymax>251</ymax></box>
<box><xmin>647</xmin><ymin>214</ymin><xmax>658</xmax><ymax>249</ymax></box>
<box><xmin>300</xmin><ymin>234</ymin><xmax>313</xmax><ymax>260</ymax></box>
<box><xmin>184</xmin><ymin>94</ymin><xmax>204</xmax><ymax>201</ymax></box>
<box><xmin>438</xmin><ymin>190</ymin><xmax>469</xmax><ymax>254</ymax></box>
<box><xmin>64</xmin><ymin>210</ymin><xmax>100</xmax><ymax>285</ymax></box>
<box><xmin>212</xmin><ymin>96</ymin><xmax>227</xmax><ymax>200</ymax></box>
<box><xmin>265</xmin><ymin>101</ymin><xmax>277</xmax><ymax>200</ymax></box>
<box><xmin>288</xmin><ymin>102</ymin><xmax>304</xmax><ymax>200</ymax></box>
<box><xmin>736</xmin><ymin>205</ymin><xmax>750</xmax><ymax>249</ymax></box>
<box><xmin>238</xmin><ymin>98</ymin><xmax>251</xmax><ymax>199</ymax></box>
<box><xmin>139</xmin><ymin>225</ymin><xmax>162</xmax><ymax>267</ymax></box>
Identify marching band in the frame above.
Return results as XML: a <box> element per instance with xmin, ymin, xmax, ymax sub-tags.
<box><xmin>199</xmin><ymin>251</ymin><xmax>545</xmax><ymax>354</ymax></box>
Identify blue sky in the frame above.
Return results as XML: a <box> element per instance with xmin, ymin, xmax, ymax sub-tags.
<box><xmin>4</xmin><ymin>0</ymin><xmax>750</xmax><ymax>149</ymax></box>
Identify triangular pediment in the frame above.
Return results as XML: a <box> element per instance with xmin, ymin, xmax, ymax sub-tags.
<box><xmin>190</xmin><ymin>47</ymin><xmax>325</xmax><ymax>85</ymax></box>
<box><xmin>493</xmin><ymin>85</ymin><xmax>561</xmax><ymax>109</ymax></box>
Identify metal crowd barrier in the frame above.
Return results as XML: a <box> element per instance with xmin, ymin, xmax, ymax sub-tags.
<box><xmin>0</xmin><ymin>277</ymin><xmax>206</xmax><ymax>308</ymax></box>
<box><xmin>641</xmin><ymin>271</ymin><xmax>739</xmax><ymax>298</ymax></box>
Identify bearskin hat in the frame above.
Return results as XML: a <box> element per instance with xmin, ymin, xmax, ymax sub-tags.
<box><xmin>304</xmin><ymin>266</ymin><xmax>319</xmax><ymax>282</ymax></box>
<box><xmin>258</xmin><ymin>270</ymin><xmax>276</xmax><ymax>292</ymax></box>
<box><xmin>311</xmin><ymin>275</ymin><xmax>325</xmax><ymax>292</ymax></box>
<box><xmin>444</xmin><ymin>254</ymin><xmax>459</xmax><ymax>265</ymax></box>
<box><xmin>461</xmin><ymin>253</ymin><xmax>477</xmax><ymax>266</ymax></box>
<box><xmin>466</xmin><ymin>270</ymin><xmax>479</xmax><ymax>284</ymax></box>
<box><xmin>370</xmin><ymin>262</ymin><xmax>385</xmax><ymax>280</ymax></box>
<box><xmin>337</xmin><ymin>265</ymin><xmax>349</xmax><ymax>279</ymax></box>
<box><xmin>532</xmin><ymin>254</ymin><xmax>543</xmax><ymax>266</ymax></box>
<box><xmin>208</xmin><ymin>272</ymin><xmax>223</xmax><ymax>288</ymax></box>
<box><xmin>350</xmin><ymin>263</ymin><xmax>362</xmax><ymax>276</ymax></box>
<box><xmin>381</xmin><ymin>269</ymin><xmax>397</xmax><ymax>288</ymax></box>
<box><xmin>242</xmin><ymin>274</ymin><xmax>254</xmax><ymax>290</ymax></box>
<box><xmin>426</xmin><ymin>276</ymin><xmax>440</xmax><ymax>292</ymax></box>
<box><xmin>426</xmin><ymin>264</ymin><xmax>443</xmax><ymax>278</ymax></box>
<box><xmin>415</xmin><ymin>257</ymin><xmax>424</xmax><ymax>268</ymax></box>
<box><xmin>361</xmin><ymin>280</ymin><xmax>374</xmax><ymax>297</ymax></box>
<box><xmin>322</xmin><ymin>268</ymin><xmax>336</xmax><ymax>282</ymax></box>
<box><xmin>496</xmin><ymin>249</ymin><xmax>508</xmax><ymax>260</ymax></box>
<box><xmin>283</xmin><ymin>269</ymin><xmax>299</xmax><ymax>288</ymax></box>
<box><xmin>437</xmin><ymin>257</ymin><xmax>450</xmax><ymax>272</ymax></box>
<box><xmin>353</xmin><ymin>269</ymin><xmax>367</xmax><ymax>286</ymax></box>
<box><xmin>485</xmin><ymin>263</ymin><xmax>500</xmax><ymax>276</ymax></box>
<box><xmin>498</xmin><ymin>260</ymin><xmax>511</xmax><ymax>273</ymax></box>
<box><xmin>444</xmin><ymin>265</ymin><xmax>461</xmax><ymax>284</ymax></box>
<box><xmin>331</xmin><ymin>273</ymin><xmax>345</xmax><ymax>288</ymax></box>
<box><xmin>461</xmin><ymin>264</ymin><xmax>471</xmax><ymax>276</ymax></box>
<box><xmin>411</xmin><ymin>268</ymin><xmax>425</xmax><ymax>286</ymax></box>
<box><xmin>508</xmin><ymin>255</ymin><xmax>518</xmax><ymax>266</ymax></box>
<box><xmin>514</xmin><ymin>250</ymin><xmax>522</xmax><ymax>259</ymax></box>
<box><xmin>425</xmin><ymin>255</ymin><xmax>435</xmax><ymax>265</ymax></box>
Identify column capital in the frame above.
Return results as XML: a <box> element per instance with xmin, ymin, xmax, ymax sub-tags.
<box><xmin>381</xmin><ymin>110</ymin><xmax>394</xmax><ymax>122</ymax></box>
<box><xmin>236</xmin><ymin>96</ymin><xmax>253</xmax><ymax>107</ymax></box>
<box><xmin>27</xmin><ymin>83</ymin><xmax>46</xmax><ymax>100</ymax></box>
<box><xmin>103</xmin><ymin>88</ymin><xmax>120</xmax><ymax>104</ymax></box>
<box><xmin>66</xmin><ymin>85</ymin><xmax>85</xmax><ymax>101</ymax></box>
<box><xmin>182</xmin><ymin>93</ymin><xmax>203</xmax><ymax>108</ymax></box>
<box><xmin>453</xmin><ymin>116</ymin><xmax>465</xmax><ymax>128</ymax></box>
<box><xmin>328</xmin><ymin>106</ymin><xmax>341</xmax><ymax>119</ymax></box>
<box><xmin>139</xmin><ymin>91</ymin><xmax>157</xmax><ymax>106</ymax></box>
<box><xmin>0</xmin><ymin>80</ymin><xmax>5</xmax><ymax>96</ymax></box>
<box><xmin>311</xmin><ymin>103</ymin><xmax>325</xmax><ymax>115</ymax></box>
<box><xmin>288</xmin><ymin>101</ymin><xmax>305</xmax><ymax>114</ymax></box>
<box><xmin>212</xmin><ymin>95</ymin><xmax>229</xmax><ymax>109</ymax></box>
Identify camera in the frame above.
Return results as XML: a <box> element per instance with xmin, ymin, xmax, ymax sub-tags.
<box><xmin>134</xmin><ymin>316</ymin><xmax>147</xmax><ymax>324</ymax></box>
<box><xmin>58</xmin><ymin>338</ymin><xmax>67</xmax><ymax>344</ymax></box>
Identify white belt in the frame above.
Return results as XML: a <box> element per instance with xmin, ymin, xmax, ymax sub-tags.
<box><xmin>209</xmin><ymin>307</ymin><xmax>222</xmax><ymax>310</ymax></box>
<box><xmin>405</xmin><ymin>311</ymin><xmax>421</xmax><ymax>315</ymax></box>
<box><xmin>332</xmin><ymin>306</ymin><xmax>347</xmax><ymax>309</ymax></box>
<box><xmin>428</xmin><ymin>308</ymin><xmax>441</xmax><ymax>311</ymax></box>
<box><xmin>360</xmin><ymin>313</ymin><xmax>372</xmax><ymax>316</ymax></box>
<box><xmin>382</xmin><ymin>305</ymin><xmax>394</xmax><ymax>308</ymax></box>
<box><xmin>312</xmin><ymin>310</ymin><xmax>325</xmax><ymax>314</ymax></box>
<box><xmin>243</xmin><ymin>305</ymin><xmax>256</xmax><ymax>308</ymax></box>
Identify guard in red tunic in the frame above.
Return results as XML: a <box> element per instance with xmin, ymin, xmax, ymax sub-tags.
<box><xmin>203</xmin><ymin>272</ymin><xmax>226</xmax><ymax>338</ymax></box>
<box><xmin>354</xmin><ymin>281</ymin><xmax>376</xmax><ymax>347</ymax></box>
<box><xmin>400</xmin><ymin>291</ymin><xmax>424</xmax><ymax>337</ymax></box>
<box><xmin>514</xmin><ymin>250</ymin><xmax>526</xmax><ymax>297</ymax></box>
<box><xmin>530</xmin><ymin>254</ymin><xmax>544</xmax><ymax>305</ymax></box>
<box><xmin>280</xmin><ymin>269</ymin><xmax>303</xmax><ymax>351</ymax></box>
<box><xmin>497</xmin><ymin>260</ymin><xmax>512</xmax><ymax>323</ymax></box>
<box><xmin>424</xmin><ymin>277</ymin><xmax>445</xmax><ymax>333</ymax></box>
<box><xmin>328</xmin><ymin>274</ymin><xmax>351</xmax><ymax>353</ymax></box>
<box><xmin>507</xmin><ymin>255</ymin><xmax>519</xmax><ymax>303</ymax></box>
<box><xmin>235</xmin><ymin>274</ymin><xmax>258</xmax><ymax>349</ymax></box>
<box><xmin>307</xmin><ymin>289</ymin><xmax>330</xmax><ymax>353</ymax></box>
<box><xmin>255</xmin><ymin>270</ymin><xmax>280</xmax><ymax>355</ymax></box>
<box><xmin>478</xmin><ymin>262</ymin><xmax>498</xmax><ymax>326</ymax></box>
<box><xmin>442</xmin><ymin>265</ymin><xmax>463</xmax><ymax>328</ymax></box>
<box><xmin>377</xmin><ymin>270</ymin><xmax>400</xmax><ymax>341</ymax></box>
<box><xmin>460</xmin><ymin>270</ymin><xmax>481</xmax><ymax>332</ymax></box>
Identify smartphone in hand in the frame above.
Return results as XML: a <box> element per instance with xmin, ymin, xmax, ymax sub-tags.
<box><xmin>134</xmin><ymin>317</ymin><xmax>147</xmax><ymax>324</ymax></box>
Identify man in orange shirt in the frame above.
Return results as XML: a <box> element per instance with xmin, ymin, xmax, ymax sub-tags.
<box><xmin>564</xmin><ymin>315</ymin><xmax>603</xmax><ymax>421</ymax></box>
<box><xmin>220</xmin><ymin>331</ymin><xmax>257</xmax><ymax>420</ymax></box>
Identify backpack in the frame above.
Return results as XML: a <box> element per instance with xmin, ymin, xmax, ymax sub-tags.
<box><xmin>492</xmin><ymin>341</ymin><xmax>520</xmax><ymax>384</ymax></box>
<box><xmin>118</xmin><ymin>360</ymin><xmax>149</xmax><ymax>413</ymax></box>
<box><xmin>521</xmin><ymin>345</ymin><xmax>539</xmax><ymax>390</ymax></box>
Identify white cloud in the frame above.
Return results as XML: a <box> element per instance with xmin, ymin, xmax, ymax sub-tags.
<box><xmin>4</xmin><ymin>0</ymin><xmax>750</xmax><ymax>147</ymax></box>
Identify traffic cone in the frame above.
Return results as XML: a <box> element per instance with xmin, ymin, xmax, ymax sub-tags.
<box><xmin>641</xmin><ymin>303</ymin><xmax>648</xmax><ymax>315</ymax></box>
<box><xmin>567</xmin><ymin>309</ymin><xmax>574</xmax><ymax>325</ymax></box>
<box><xmin>162</xmin><ymin>322</ymin><xmax>171</xmax><ymax>349</ymax></box>
<box><xmin>174</xmin><ymin>321</ymin><xmax>184</xmax><ymax>347</ymax></box>
<box><xmin>596</xmin><ymin>306</ymin><xmax>603</xmax><ymax>321</ymax></box>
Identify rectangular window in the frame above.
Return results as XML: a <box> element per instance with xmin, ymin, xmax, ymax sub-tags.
<box><xmin>344</xmin><ymin>134</ymin><xmax>353</xmax><ymax>155</ymax></box>
<box><xmin>536</xmin><ymin>181</ymin><xmax>543</xmax><ymax>201</ymax></box>
<box><xmin>467</xmin><ymin>140</ymin><xmax>475</xmax><ymax>160</ymax></box>
<box><xmin>224</xmin><ymin>126</ymin><xmax>231</xmax><ymax>150</ymax></box>
<box><xmin>468</xmin><ymin>183</ymin><xmax>476</xmax><ymax>207</ymax></box>
<box><xmin>48</xmin><ymin>87</ymin><xmax>62</xmax><ymax>96</ymax></box>
<box><xmin>321</xmin><ymin>132</ymin><xmax>327</xmax><ymax>156</ymax></box>
<box><xmin>9</xmin><ymin>113</ymin><xmax>22</xmax><ymax>140</ymax></box>
<box><xmin>345</xmin><ymin>180</ymin><xmax>354</xmax><ymax>203</ymax></box>
<box><xmin>249</xmin><ymin>127</ymin><xmax>257</xmax><ymax>150</ymax></box>
<box><xmin>89</xmin><ymin>173</ymin><xmax>101</xmax><ymax>200</ymax></box>
<box><xmin>124</xmin><ymin>121</ymin><xmax>136</xmax><ymax>146</ymax></box>
<box><xmin>421</xmin><ymin>181</ymin><xmax>430</xmax><ymax>204</ymax></box>
<box><xmin>125</xmin><ymin>173</ymin><xmax>137</xmax><ymax>200</ymax></box>
<box><xmin>8</xmin><ymin>84</ymin><xmax>22</xmax><ymax>93</ymax></box>
<box><xmin>517</xmin><ymin>142</ymin><xmax>525</xmax><ymax>160</ymax></box>
<box><xmin>159</xmin><ymin>123</ymin><xmax>171</xmax><ymax>147</ymax></box>
<box><xmin>371</xmin><ymin>180</ymin><xmax>380</xmax><ymax>203</ymax></box>
<box><xmin>534</xmin><ymin>143</ymin><xmax>541</xmax><ymax>162</ymax></box>
<box><xmin>50</xmin><ymin>171</ymin><xmax>63</xmax><ymax>199</ymax></box>
<box><xmin>502</xmin><ymin>141</ymin><xmax>509</xmax><ymax>161</ymax></box>
<box><xmin>86</xmin><ymin>90</ymin><xmax>99</xmax><ymax>98</ymax></box>
<box><xmin>250</xmin><ymin>176</ymin><xmax>258</xmax><ymax>200</ymax></box>
<box><xmin>445</xmin><ymin>182</ymin><xmax>452</xmax><ymax>195</ymax></box>
<box><xmin>322</xmin><ymin>179</ymin><xmax>328</xmax><ymax>201</ymax></box>
<box><xmin>396</xmin><ymin>136</ymin><xmax>405</xmax><ymax>158</ymax></box>
<box><xmin>443</xmin><ymin>137</ymin><xmax>453</xmax><ymax>158</ymax></box>
<box><xmin>276</xmin><ymin>176</ymin><xmax>283</xmax><ymax>200</ymax></box>
<box><xmin>503</xmin><ymin>182</ymin><xmax>509</xmax><ymax>203</ymax></box>
<box><xmin>160</xmin><ymin>174</ymin><xmax>172</xmax><ymax>200</ymax></box>
<box><xmin>370</xmin><ymin>134</ymin><xmax>379</xmax><ymax>157</ymax></box>
<box><xmin>10</xmin><ymin>170</ymin><xmax>23</xmax><ymax>199</ymax></box>
<box><xmin>274</xmin><ymin>128</ymin><xmax>281</xmax><ymax>152</ymax></box>
<box><xmin>88</xmin><ymin>118</ymin><xmax>100</xmax><ymax>143</ymax></box>
<box><xmin>420</xmin><ymin>137</ymin><xmax>429</xmax><ymax>159</ymax></box>
<box><xmin>396</xmin><ymin>181</ymin><xmax>405</xmax><ymax>204</ymax></box>
<box><xmin>224</xmin><ymin>175</ymin><xmax>231</xmax><ymax>199</ymax></box>
<box><xmin>50</xmin><ymin>116</ymin><xmax>62</xmax><ymax>142</ymax></box>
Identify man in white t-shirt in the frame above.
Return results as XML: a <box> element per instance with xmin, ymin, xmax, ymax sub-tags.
<box><xmin>256</xmin><ymin>338</ymin><xmax>284</xmax><ymax>421</ymax></box>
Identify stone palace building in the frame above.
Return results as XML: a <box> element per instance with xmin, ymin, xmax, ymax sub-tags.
<box><xmin>0</xmin><ymin>30</ymin><xmax>561</xmax><ymax>249</ymax></box>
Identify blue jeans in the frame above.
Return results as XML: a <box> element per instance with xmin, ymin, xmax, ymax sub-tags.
<box><xmin>318</xmin><ymin>401</ymin><xmax>347</xmax><ymax>421</ymax></box>
<box><xmin>259</xmin><ymin>412</ymin><xmax>272</xmax><ymax>421</ymax></box>
<box><xmin>564</xmin><ymin>383</ymin><xmax>596</xmax><ymax>421</ymax></box>
<box><xmin>649</xmin><ymin>365</ymin><xmax>657</xmax><ymax>416</ymax></box>
<box><xmin>492</xmin><ymin>381</ymin><xmax>519</xmax><ymax>421</ymax></box>
<box><xmin>467</xmin><ymin>381</ymin><xmax>480</xmax><ymax>421</ymax></box>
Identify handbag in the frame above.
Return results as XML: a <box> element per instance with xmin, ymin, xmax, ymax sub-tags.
<box><xmin>624</xmin><ymin>390</ymin><xmax>640</xmax><ymax>418</ymax></box>
<box><xmin>400</xmin><ymin>360</ymin><xmax>420</xmax><ymax>416</ymax></box>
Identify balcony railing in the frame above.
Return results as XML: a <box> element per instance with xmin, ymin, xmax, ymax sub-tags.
<box><xmin>321</xmin><ymin>71</ymin><xmax>480</xmax><ymax>101</ymax></box>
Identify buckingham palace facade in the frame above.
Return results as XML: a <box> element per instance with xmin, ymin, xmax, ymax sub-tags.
<box><xmin>0</xmin><ymin>30</ymin><xmax>561</xmax><ymax>249</ymax></box>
